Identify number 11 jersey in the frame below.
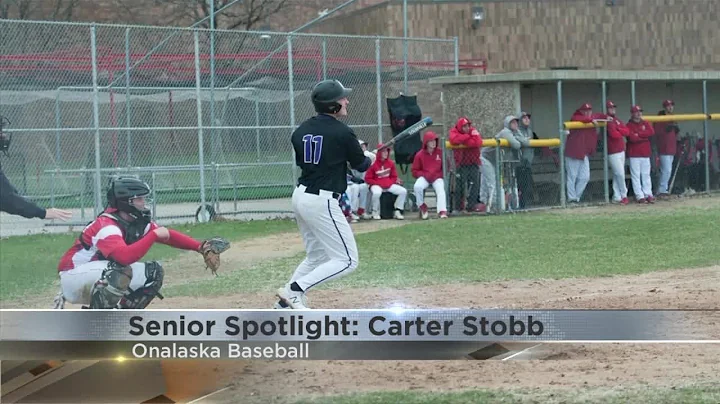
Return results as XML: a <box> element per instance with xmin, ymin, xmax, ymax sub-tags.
<box><xmin>291</xmin><ymin>114</ymin><xmax>368</xmax><ymax>194</ymax></box>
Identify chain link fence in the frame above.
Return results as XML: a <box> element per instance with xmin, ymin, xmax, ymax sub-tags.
<box><xmin>0</xmin><ymin>19</ymin><xmax>460</xmax><ymax>233</ymax></box>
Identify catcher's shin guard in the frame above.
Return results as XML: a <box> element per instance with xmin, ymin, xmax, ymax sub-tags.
<box><xmin>117</xmin><ymin>261</ymin><xmax>165</xmax><ymax>309</ymax></box>
<box><xmin>89</xmin><ymin>262</ymin><xmax>133</xmax><ymax>309</ymax></box>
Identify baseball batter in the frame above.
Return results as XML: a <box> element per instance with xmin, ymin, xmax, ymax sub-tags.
<box><xmin>275</xmin><ymin>79</ymin><xmax>371</xmax><ymax>310</ymax></box>
<box><xmin>53</xmin><ymin>177</ymin><xmax>229</xmax><ymax>309</ymax></box>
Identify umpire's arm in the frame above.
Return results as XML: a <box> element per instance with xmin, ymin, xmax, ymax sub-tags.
<box><xmin>0</xmin><ymin>168</ymin><xmax>46</xmax><ymax>219</ymax></box>
<box><xmin>346</xmin><ymin>131</ymin><xmax>371</xmax><ymax>172</ymax></box>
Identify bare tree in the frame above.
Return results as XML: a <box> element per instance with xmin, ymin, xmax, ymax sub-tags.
<box><xmin>1</xmin><ymin>0</ymin><xmax>80</xmax><ymax>21</ymax></box>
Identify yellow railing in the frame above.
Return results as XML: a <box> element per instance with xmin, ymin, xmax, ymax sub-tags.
<box><xmin>445</xmin><ymin>138</ymin><xmax>561</xmax><ymax>149</ymax></box>
<box><xmin>563</xmin><ymin>113</ymin><xmax>716</xmax><ymax>130</ymax></box>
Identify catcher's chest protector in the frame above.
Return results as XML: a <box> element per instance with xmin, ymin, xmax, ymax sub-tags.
<box><xmin>387</xmin><ymin>94</ymin><xmax>423</xmax><ymax>165</ymax></box>
<box><xmin>78</xmin><ymin>213</ymin><xmax>149</xmax><ymax>257</ymax></box>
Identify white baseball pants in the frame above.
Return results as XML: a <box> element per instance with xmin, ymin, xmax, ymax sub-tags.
<box><xmin>629</xmin><ymin>157</ymin><xmax>653</xmax><ymax>200</ymax></box>
<box><xmin>413</xmin><ymin>177</ymin><xmax>447</xmax><ymax>213</ymax></box>
<box><xmin>59</xmin><ymin>261</ymin><xmax>148</xmax><ymax>306</ymax></box>
<box><xmin>370</xmin><ymin>184</ymin><xmax>407</xmax><ymax>214</ymax></box>
<box><xmin>565</xmin><ymin>156</ymin><xmax>590</xmax><ymax>202</ymax></box>
<box><xmin>479</xmin><ymin>156</ymin><xmax>496</xmax><ymax>207</ymax></box>
<box><xmin>608</xmin><ymin>151</ymin><xmax>628</xmax><ymax>201</ymax></box>
<box><xmin>658</xmin><ymin>154</ymin><xmax>674</xmax><ymax>194</ymax></box>
<box><xmin>288</xmin><ymin>185</ymin><xmax>359</xmax><ymax>292</ymax></box>
<box><xmin>347</xmin><ymin>183</ymin><xmax>369</xmax><ymax>212</ymax></box>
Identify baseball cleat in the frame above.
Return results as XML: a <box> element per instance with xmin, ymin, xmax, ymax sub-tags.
<box><xmin>394</xmin><ymin>210</ymin><xmax>404</xmax><ymax>220</ymax></box>
<box><xmin>372</xmin><ymin>213</ymin><xmax>381</xmax><ymax>220</ymax></box>
<box><xmin>621</xmin><ymin>197</ymin><xmax>629</xmax><ymax>205</ymax></box>
<box><xmin>273</xmin><ymin>300</ymin><xmax>289</xmax><ymax>309</ymax></box>
<box><xmin>351</xmin><ymin>212</ymin><xmax>360</xmax><ymax>222</ymax></box>
<box><xmin>276</xmin><ymin>286</ymin><xmax>309</xmax><ymax>309</ymax></box>
<box><xmin>646</xmin><ymin>196</ymin><xmax>656</xmax><ymax>203</ymax></box>
<box><xmin>52</xmin><ymin>291</ymin><xmax>66</xmax><ymax>309</ymax></box>
<box><xmin>419</xmin><ymin>203</ymin><xmax>429</xmax><ymax>220</ymax></box>
<box><xmin>438</xmin><ymin>210</ymin><xmax>448</xmax><ymax>219</ymax></box>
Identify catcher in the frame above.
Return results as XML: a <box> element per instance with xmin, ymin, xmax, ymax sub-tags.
<box><xmin>53</xmin><ymin>177</ymin><xmax>230</xmax><ymax>310</ymax></box>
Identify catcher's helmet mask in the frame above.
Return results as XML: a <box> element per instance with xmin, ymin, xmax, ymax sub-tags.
<box><xmin>311</xmin><ymin>79</ymin><xmax>352</xmax><ymax>114</ymax></box>
<box><xmin>106</xmin><ymin>177</ymin><xmax>153</xmax><ymax>221</ymax></box>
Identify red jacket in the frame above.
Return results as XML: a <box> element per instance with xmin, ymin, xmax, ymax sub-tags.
<box><xmin>448</xmin><ymin>117</ymin><xmax>482</xmax><ymax>167</ymax></box>
<box><xmin>365</xmin><ymin>151</ymin><xmax>399</xmax><ymax>189</ymax></box>
<box><xmin>626</xmin><ymin>119</ymin><xmax>655</xmax><ymax>158</ymax></box>
<box><xmin>653</xmin><ymin>111</ymin><xmax>679</xmax><ymax>156</ymax></box>
<box><xmin>565</xmin><ymin>110</ymin><xmax>607</xmax><ymax>160</ymax></box>
<box><xmin>607</xmin><ymin>115</ymin><xmax>631</xmax><ymax>155</ymax></box>
<box><xmin>412</xmin><ymin>131</ymin><xmax>443</xmax><ymax>183</ymax></box>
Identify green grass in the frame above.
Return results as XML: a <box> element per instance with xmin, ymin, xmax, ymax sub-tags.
<box><xmin>0</xmin><ymin>218</ymin><xmax>297</xmax><ymax>302</ymax></box>
<box><xmin>166</xmin><ymin>207</ymin><xmax>720</xmax><ymax>297</ymax></box>
<box><xmin>288</xmin><ymin>386</ymin><xmax>720</xmax><ymax>404</ymax></box>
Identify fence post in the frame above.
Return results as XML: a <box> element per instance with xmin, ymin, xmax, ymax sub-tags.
<box><xmin>631</xmin><ymin>80</ymin><xmax>636</xmax><ymax>106</ymax></box>
<box><xmin>209</xmin><ymin>0</ymin><xmax>217</xmax><ymax>181</ymax></box>
<box><xmin>288</xmin><ymin>35</ymin><xmax>297</xmax><ymax>186</ymax></box>
<box><xmin>90</xmin><ymin>25</ymin><xmax>103</xmax><ymax>217</ymax></box>
<box><xmin>125</xmin><ymin>28</ymin><xmax>132</xmax><ymax>167</ymax></box>
<box><xmin>55</xmin><ymin>91</ymin><xmax>61</xmax><ymax>163</ymax></box>
<box><xmin>193</xmin><ymin>30</ymin><xmax>208</xmax><ymax>214</ymax></box>
<box><xmin>557</xmin><ymin>80</ymin><xmax>566</xmax><ymax>208</ymax></box>
<box><xmin>601</xmin><ymin>81</ymin><xmax>609</xmax><ymax>203</ymax></box>
<box><xmin>376</xmin><ymin>38</ymin><xmax>383</xmax><ymax>145</ymax></box>
<box><xmin>703</xmin><ymin>80</ymin><xmax>710</xmax><ymax>193</ymax></box>
<box><xmin>51</xmin><ymin>171</ymin><xmax>56</xmax><ymax>208</ymax></box>
<box><xmin>495</xmin><ymin>143</ymin><xmax>502</xmax><ymax>213</ymax></box>
<box><xmin>255</xmin><ymin>100</ymin><xmax>261</xmax><ymax>161</ymax></box>
<box><xmin>151</xmin><ymin>171</ymin><xmax>157</xmax><ymax>220</ymax></box>
<box><xmin>402</xmin><ymin>0</ymin><xmax>408</xmax><ymax>94</ymax></box>
<box><xmin>453</xmin><ymin>36</ymin><xmax>459</xmax><ymax>76</ymax></box>
<box><xmin>322</xmin><ymin>38</ymin><xmax>327</xmax><ymax>80</ymax></box>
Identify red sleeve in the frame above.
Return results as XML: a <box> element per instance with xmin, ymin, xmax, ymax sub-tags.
<box><xmin>640</xmin><ymin>122</ymin><xmax>655</xmax><ymax>138</ymax></box>
<box><xmin>162</xmin><ymin>229</ymin><xmax>202</xmax><ymax>251</ymax></box>
<box><xmin>98</xmin><ymin>232</ymin><xmax>159</xmax><ymax>266</ymax></box>
<box><xmin>364</xmin><ymin>163</ymin><xmax>378</xmax><ymax>185</ymax></box>
<box><xmin>625</xmin><ymin>123</ymin><xmax>641</xmax><ymax>143</ymax></box>
<box><xmin>464</xmin><ymin>128</ymin><xmax>483</xmax><ymax>147</ymax></box>
<box><xmin>411</xmin><ymin>152</ymin><xmax>424</xmax><ymax>179</ymax></box>
<box><xmin>592</xmin><ymin>113</ymin><xmax>608</xmax><ymax>120</ymax></box>
<box><xmin>449</xmin><ymin>128</ymin><xmax>470</xmax><ymax>145</ymax></box>
<box><xmin>389</xmin><ymin>162</ymin><xmax>398</xmax><ymax>183</ymax></box>
<box><xmin>607</xmin><ymin>120</ymin><xmax>624</xmax><ymax>139</ymax></box>
<box><xmin>571</xmin><ymin>112</ymin><xmax>594</xmax><ymax>124</ymax></box>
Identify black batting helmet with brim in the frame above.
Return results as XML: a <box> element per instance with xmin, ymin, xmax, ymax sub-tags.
<box><xmin>311</xmin><ymin>79</ymin><xmax>352</xmax><ymax>114</ymax></box>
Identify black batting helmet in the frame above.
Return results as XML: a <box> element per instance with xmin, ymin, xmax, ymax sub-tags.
<box><xmin>106</xmin><ymin>177</ymin><xmax>153</xmax><ymax>220</ymax></box>
<box><xmin>311</xmin><ymin>79</ymin><xmax>352</xmax><ymax>114</ymax></box>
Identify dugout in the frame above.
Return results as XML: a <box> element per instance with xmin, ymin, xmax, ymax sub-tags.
<box><xmin>429</xmin><ymin>70</ymin><xmax>720</xmax><ymax>208</ymax></box>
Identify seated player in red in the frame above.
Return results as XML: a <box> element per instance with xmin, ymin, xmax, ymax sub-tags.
<box><xmin>364</xmin><ymin>143</ymin><xmax>407</xmax><ymax>220</ymax></box>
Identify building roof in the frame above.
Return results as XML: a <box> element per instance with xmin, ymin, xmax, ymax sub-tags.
<box><xmin>429</xmin><ymin>69</ymin><xmax>720</xmax><ymax>85</ymax></box>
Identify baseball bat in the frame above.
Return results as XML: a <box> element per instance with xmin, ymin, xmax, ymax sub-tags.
<box><xmin>375</xmin><ymin>116</ymin><xmax>433</xmax><ymax>152</ymax></box>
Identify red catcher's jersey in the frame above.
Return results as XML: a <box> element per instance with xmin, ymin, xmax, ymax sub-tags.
<box><xmin>57</xmin><ymin>209</ymin><xmax>156</xmax><ymax>272</ymax></box>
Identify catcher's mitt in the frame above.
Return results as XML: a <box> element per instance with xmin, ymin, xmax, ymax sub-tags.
<box><xmin>200</xmin><ymin>237</ymin><xmax>231</xmax><ymax>276</ymax></box>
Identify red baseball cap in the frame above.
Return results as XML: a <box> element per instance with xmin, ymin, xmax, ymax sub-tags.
<box><xmin>580</xmin><ymin>103</ymin><xmax>592</xmax><ymax>110</ymax></box>
<box><xmin>631</xmin><ymin>105</ymin><xmax>643</xmax><ymax>113</ymax></box>
<box><xmin>606</xmin><ymin>100</ymin><xmax>617</xmax><ymax>108</ymax></box>
<box><xmin>663</xmin><ymin>99</ymin><xmax>674</xmax><ymax>107</ymax></box>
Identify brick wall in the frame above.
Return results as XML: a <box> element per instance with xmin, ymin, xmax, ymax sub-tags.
<box><xmin>309</xmin><ymin>0</ymin><xmax>720</xmax><ymax>73</ymax></box>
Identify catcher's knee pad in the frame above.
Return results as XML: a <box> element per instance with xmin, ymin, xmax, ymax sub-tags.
<box><xmin>89</xmin><ymin>263</ymin><xmax>133</xmax><ymax>309</ymax></box>
<box><xmin>117</xmin><ymin>261</ymin><xmax>165</xmax><ymax>309</ymax></box>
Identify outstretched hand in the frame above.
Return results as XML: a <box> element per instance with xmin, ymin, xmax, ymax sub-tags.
<box><xmin>44</xmin><ymin>208</ymin><xmax>72</xmax><ymax>221</ymax></box>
